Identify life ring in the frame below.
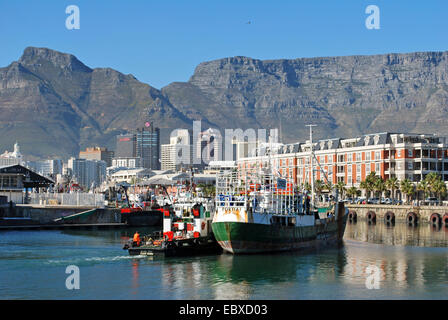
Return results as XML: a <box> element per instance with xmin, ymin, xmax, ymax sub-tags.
<box><xmin>430</xmin><ymin>213</ymin><xmax>441</xmax><ymax>226</ymax></box>
<box><xmin>367</xmin><ymin>211</ymin><xmax>376</xmax><ymax>223</ymax></box>
<box><xmin>348</xmin><ymin>211</ymin><xmax>357</xmax><ymax>223</ymax></box>
<box><xmin>384</xmin><ymin>211</ymin><xmax>395</xmax><ymax>224</ymax></box>
<box><xmin>407</xmin><ymin>212</ymin><xmax>418</xmax><ymax>225</ymax></box>
<box><xmin>442</xmin><ymin>214</ymin><xmax>448</xmax><ymax>227</ymax></box>
<box><xmin>201</xmin><ymin>221</ymin><xmax>206</xmax><ymax>230</ymax></box>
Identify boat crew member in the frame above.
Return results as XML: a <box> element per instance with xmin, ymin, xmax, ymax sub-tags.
<box><xmin>133</xmin><ymin>231</ymin><xmax>141</xmax><ymax>247</ymax></box>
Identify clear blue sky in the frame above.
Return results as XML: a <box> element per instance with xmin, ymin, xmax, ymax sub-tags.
<box><xmin>0</xmin><ymin>0</ymin><xmax>447</xmax><ymax>89</ymax></box>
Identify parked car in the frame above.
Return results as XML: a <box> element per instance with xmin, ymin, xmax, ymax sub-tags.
<box><xmin>356</xmin><ymin>197</ymin><xmax>366</xmax><ymax>204</ymax></box>
<box><xmin>367</xmin><ymin>197</ymin><xmax>380</xmax><ymax>204</ymax></box>
<box><xmin>392</xmin><ymin>199</ymin><xmax>403</xmax><ymax>205</ymax></box>
<box><xmin>344</xmin><ymin>197</ymin><xmax>355</xmax><ymax>204</ymax></box>
<box><xmin>424</xmin><ymin>197</ymin><xmax>440</xmax><ymax>206</ymax></box>
<box><xmin>381</xmin><ymin>198</ymin><xmax>392</xmax><ymax>204</ymax></box>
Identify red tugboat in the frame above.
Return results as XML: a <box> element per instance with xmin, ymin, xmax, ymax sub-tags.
<box><xmin>123</xmin><ymin>199</ymin><xmax>221</xmax><ymax>257</ymax></box>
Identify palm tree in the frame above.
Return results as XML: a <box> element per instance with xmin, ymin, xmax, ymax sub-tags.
<box><xmin>417</xmin><ymin>180</ymin><xmax>430</xmax><ymax>200</ymax></box>
<box><xmin>400</xmin><ymin>179</ymin><xmax>415</xmax><ymax>204</ymax></box>
<box><xmin>346</xmin><ymin>186</ymin><xmax>358</xmax><ymax>199</ymax></box>
<box><xmin>431</xmin><ymin>177</ymin><xmax>446</xmax><ymax>203</ymax></box>
<box><xmin>335</xmin><ymin>181</ymin><xmax>346</xmax><ymax>199</ymax></box>
<box><xmin>324</xmin><ymin>181</ymin><xmax>333</xmax><ymax>193</ymax></box>
<box><xmin>314</xmin><ymin>180</ymin><xmax>325</xmax><ymax>201</ymax></box>
<box><xmin>373</xmin><ymin>176</ymin><xmax>386</xmax><ymax>198</ymax></box>
<box><xmin>385</xmin><ymin>177</ymin><xmax>399</xmax><ymax>201</ymax></box>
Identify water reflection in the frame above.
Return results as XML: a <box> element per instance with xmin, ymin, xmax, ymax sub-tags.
<box><xmin>344</xmin><ymin>221</ymin><xmax>448</xmax><ymax>247</ymax></box>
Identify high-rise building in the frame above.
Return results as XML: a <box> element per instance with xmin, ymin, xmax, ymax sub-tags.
<box><xmin>79</xmin><ymin>147</ymin><xmax>114</xmax><ymax>167</ymax></box>
<box><xmin>115</xmin><ymin>134</ymin><xmax>136</xmax><ymax>158</ymax></box>
<box><xmin>113</xmin><ymin>124</ymin><xmax>161</xmax><ymax>170</ymax></box>
<box><xmin>135</xmin><ymin>125</ymin><xmax>160</xmax><ymax>170</ymax></box>
<box><xmin>67</xmin><ymin>158</ymin><xmax>106</xmax><ymax>189</ymax></box>
<box><xmin>194</xmin><ymin>128</ymin><xmax>222</xmax><ymax>168</ymax></box>
<box><xmin>26</xmin><ymin>159</ymin><xmax>63</xmax><ymax>177</ymax></box>
<box><xmin>161</xmin><ymin>129</ymin><xmax>192</xmax><ymax>171</ymax></box>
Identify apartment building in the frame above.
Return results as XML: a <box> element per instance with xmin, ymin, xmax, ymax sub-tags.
<box><xmin>237</xmin><ymin>132</ymin><xmax>448</xmax><ymax>186</ymax></box>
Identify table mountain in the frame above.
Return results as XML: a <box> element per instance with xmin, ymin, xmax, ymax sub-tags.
<box><xmin>1</xmin><ymin>47</ymin><xmax>448</xmax><ymax>160</ymax></box>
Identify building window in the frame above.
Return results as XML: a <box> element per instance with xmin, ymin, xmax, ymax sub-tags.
<box><xmin>408</xmin><ymin>149</ymin><xmax>413</xmax><ymax>157</ymax></box>
<box><xmin>375</xmin><ymin>162</ymin><xmax>381</xmax><ymax>173</ymax></box>
<box><xmin>356</xmin><ymin>153</ymin><xmax>361</xmax><ymax>162</ymax></box>
<box><xmin>375</xmin><ymin>151</ymin><xmax>380</xmax><ymax>160</ymax></box>
<box><xmin>366</xmin><ymin>152</ymin><xmax>371</xmax><ymax>161</ymax></box>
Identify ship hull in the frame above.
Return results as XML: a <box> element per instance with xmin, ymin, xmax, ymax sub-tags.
<box><xmin>212</xmin><ymin>216</ymin><xmax>347</xmax><ymax>254</ymax></box>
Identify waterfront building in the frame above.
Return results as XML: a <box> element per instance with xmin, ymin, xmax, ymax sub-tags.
<box><xmin>109</xmin><ymin>168</ymin><xmax>155</xmax><ymax>184</ymax></box>
<box><xmin>67</xmin><ymin>158</ymin><xmax>107</xmax><ymax>190</ymax></box>
<box><xmin>0</xmin><ymin>164</ymin><xmax>53</xmax><ymax>203</ymax></box>
<box><xmin>238</xmin><ymin>132</ymin><xmax>448</xmax><ymax>187</ymax></box>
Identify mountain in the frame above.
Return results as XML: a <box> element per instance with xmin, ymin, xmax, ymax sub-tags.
<box><xmin>0</xmin><ymin>47</ymin><xmax>190</xmax><ymax>159</ymax></box>
<box><xmin>1</xmin><ymin>47</ymin><xmax>448</xmax><ymax>160</ymax></box>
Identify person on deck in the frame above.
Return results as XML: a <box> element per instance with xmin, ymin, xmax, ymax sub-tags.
<box><xmin>133</xmin><ymin>231</ymin><xmax>141</xmax><ymax>247</ymax></box>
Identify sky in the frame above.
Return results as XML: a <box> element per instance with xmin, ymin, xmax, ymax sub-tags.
<box><xmin>0</xmin><ymin>0</ymin><xmax>447</xmax><ymax>89</ymax></box>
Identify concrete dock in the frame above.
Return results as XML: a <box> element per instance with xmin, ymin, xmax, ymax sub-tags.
<box><xmin>346</xmin><ymin>204</ymin><xmax>448</xmax><ymax>224</ymax></box>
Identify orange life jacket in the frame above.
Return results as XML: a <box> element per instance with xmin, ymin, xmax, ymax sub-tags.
<box><xmin>133</xmin><ymin>233</ymin><xmax>141</xmax><ymax>243</ymax></box>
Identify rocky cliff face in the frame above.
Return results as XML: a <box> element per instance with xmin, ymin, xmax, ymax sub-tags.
<box><xmin>1</xmin><ymin>47</ymin><xmax>448</xmax><ymax>159</ymax></box>
<box><xmin>164</xmin><ymin>52</ymin><xmax>448</xmax><ymax>142</ymax></box>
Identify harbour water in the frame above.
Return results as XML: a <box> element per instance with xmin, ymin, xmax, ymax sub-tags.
<box><xmin>1</xmin><ymin>222</ymin><xmax>447</xmax><ymax>300</ymax></box>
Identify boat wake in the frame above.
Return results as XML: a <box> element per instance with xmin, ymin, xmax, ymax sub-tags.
<box><xmin>45</xmin><ymin>255</ymin><xmax>146</xmax><ymax>265</ymax></box>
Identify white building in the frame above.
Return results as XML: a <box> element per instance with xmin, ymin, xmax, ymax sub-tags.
<box><xmin>111</xmin><ymin>157</ymin><xmax>141</xmax><ymax>168</ymax></box>
<box><xmin>110</xmin><ymin>168</ymin><xmax>155</xmax><ymax>183</ymax></box>
<box><xmin>161</xmin><ymin>129</ymin><xmax>192</xmax><ymax>171</ymax></box>
<box><xmin>0</xmin><ymin>142</ymin><xmax>23</xmax><ymax>167</ymax></box>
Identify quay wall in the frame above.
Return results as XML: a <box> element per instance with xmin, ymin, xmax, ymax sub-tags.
<box><xmin>1</xmin><ymin>205</ymin><xmax>121</xmax><ymax>225</ymax></box>
<box><xmin>346</xmin><ymin>204</ymin><xmax>448</xmax><ymax>224</ymax></box>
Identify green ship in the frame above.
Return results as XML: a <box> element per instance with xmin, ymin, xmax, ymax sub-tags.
<box><xmin>211</xmin><ymin>125</ymin><xmax>348</xmax><ymax>254</ymax></box>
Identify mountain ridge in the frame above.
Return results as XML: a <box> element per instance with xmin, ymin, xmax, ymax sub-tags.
<box><xmin>1</xmin><ymin>47</ymin><xmax>448</xmax><ymax>160</ymax></box>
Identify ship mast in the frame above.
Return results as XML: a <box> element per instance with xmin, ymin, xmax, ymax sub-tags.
<box><xmin>306</xmin><ymin>124</ymin><xmax>316</xmax><ymax>206</ymax></box>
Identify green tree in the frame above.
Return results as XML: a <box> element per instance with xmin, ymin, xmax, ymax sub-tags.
<box><xmin>385</xmin><ymin>177</ymin><xmax>399</xmax><ymax>201</ymax></box>
<box><xmin>400</xmin><ymin>179</ymin><xmax>415</xmax><ymax>204</ymax></box>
